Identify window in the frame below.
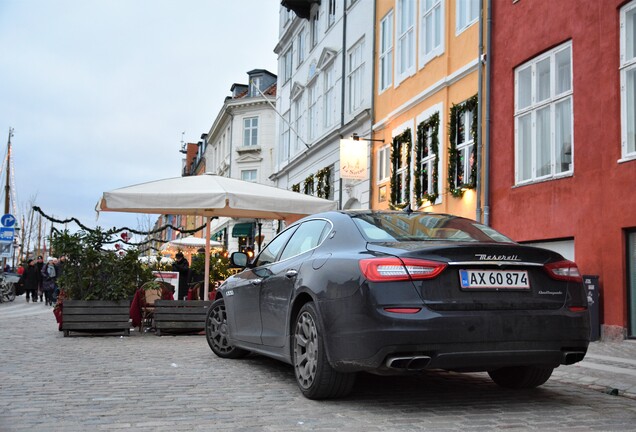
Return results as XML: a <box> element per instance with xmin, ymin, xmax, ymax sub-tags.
<box><xmin>308</xmin><ymin>84</ymin><xmax>318</xmax><ymax>140</ymax></box>
<box><xmin>394</xmin><ymin>131</ymin><xmax>411</xmax><ymax>203</ymax></box>
<box><xmin>327</xmin><ymin>0</ymin><xmax>336</xmax><ymax>27</ymax></box>
<box><xmin>280</xmin><ymin>220</ymin><xmax>330</xmax><ymax>261</ymax></box>
<box><xmin>621</xmin><ymin>1</ymin><xmax>636</xmax><ymax>160</ymax></box>
<box><xmin>249</xmin><ymin>77</ymin><xmax>261</xmax><ymax>97</ymax></box>
<box><xmin>241</xmin><ymin>169</ymin><xmax>257</xmax><ymax>182</ymax></box>
<box><xmin>283</xmin><ymin>47</ymin><xmax>293</xmax><ymax>83</ymax></box>
<box><xmin>293</xmin><ymin>97</ymin><xmax>303</xmax><ymax>154</ymax></box>
<box><xmin>280</xmin><ymin>110</ymin><xmax>291</xmax><ymax>163</ymax></box>
<box><xmin>515</xmin><ymin>42</ymin><xmax>573</xmax><ymax>184</ymax></box>
<box><xmin>243</xmin><ymin>117</ymin><xmax>258</xmax><ymax>147</ymax></box>
<box><xmin>256</xmin><ymin>225</ymin><xmax>298</xmax><ymax>267</ymax></box>
<box><xmin>396</xmin><ymin>0</ymin><xmax>416</xmax><ymax>84</ymax></box>
<box><xmin>323</xmin><ymin>65</ymin><xmax>336</xmax><ymax>128</ymax></box>
<box><xmin>297</xmin><ymin>30</ymin><xmax>306</xmax><ymax>66</ymax></box>
<box><xmin>419</xmin><ymin>120</ymin><xmax>436</xmax><ymax>200</ymax></box>
<box><xmin>377</xmin><ymin>145</ymin><xmax>391</xmax><ymax>183</ymax></box>
<box><xmin>456</xmin><ymin>0</ymin><xmax>479</xmax><ymax>34</ymax></box>
<box><xmin>420</xmin><ymin>0</ymin><xmax>443</xmax><ymax>66</ymax></box>
<box><xmin>379</xmin><ymin>11</ymin><xmax>393</xmax><ymax>92</ymax></box>
<box><xmin>455</xmin><ymin>106</ymin><xmax>474</xmax><ymax>187</ymax></box>
<box><xmin>348</xmin><ymin>40</ymin><xmax>364</xmax><ymax>113</ymax></box>
<box><xmin>310</xmin><ymin>9</ymin><xmax>319</xmax><ymax>49</ymax></box>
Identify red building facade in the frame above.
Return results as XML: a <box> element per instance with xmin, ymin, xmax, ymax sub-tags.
<box><xmin>489</xmin><ymin>0</ymin><xmax>636</xmax><ymax>339</ymax></box>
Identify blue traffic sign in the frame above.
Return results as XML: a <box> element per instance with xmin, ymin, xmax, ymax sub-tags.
<box><xmin>1</xmin><ymin>214</ymin><xmax>16</xmax><ymax>228</ymax></box>
<box><xmin>0</xmin><ymin>227</ymin><xmax>15</xmax><ymax>242</ymax></box>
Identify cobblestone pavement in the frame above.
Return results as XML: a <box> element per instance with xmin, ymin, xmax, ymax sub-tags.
<box><xmin>1</xmin><ymin>299</ymin><xmax>635</xmax><ymax>431</ymax></box>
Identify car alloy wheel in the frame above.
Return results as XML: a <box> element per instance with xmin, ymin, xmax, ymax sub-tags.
<box><xmin>205</xmin><ymin>298</ymin><xmax>248</xmax><ymax>359</ymax></box>
<box><xmin>294</xmin><ymin>310</ymin><xmax>319</xmax><ymax>389</ymax></box>
<box><xmin>292</xmin><ymin>302</ymin><xmax>355</xmax><ymax>399</ymax></box>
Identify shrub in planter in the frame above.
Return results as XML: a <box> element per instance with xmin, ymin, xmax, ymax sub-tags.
<box><xmin>51</xmin><ymin>228</ymin><xmax>153</xmax><ymax>301</ymax></box>
<box><xmin>50</xmin><ymin>228</ymin><xmax>154</xmax><ymax>336</ymax></box>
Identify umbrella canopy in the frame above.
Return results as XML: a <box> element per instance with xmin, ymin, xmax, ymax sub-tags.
<box><xmin>97</xmin><ymin>173</ymin><xmax>337</xmax><ymax>220</ymax></box>
<box><xmin>97</xmin><ymin>173</ymin><xmax>338</xmax><ymax>299</ymax></box>
<box><xmin>168</xmin><ymin>236</ymin><xmax>222</xmax><ymax>249</ymax></box>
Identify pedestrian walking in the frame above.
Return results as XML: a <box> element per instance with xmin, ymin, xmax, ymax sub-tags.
<box><xmin>35</xmin><ymin>255</ymin><xmax>44</xmax><ymax>302</ymax></box>
<box><xmin>17</xmin><ymin>259</ymin><xmax>39</xmax><ymax>303</ymax></box>
<box><xmin>40</xmin><ymin>257</ymin><xmax>57</xmax><ymax>306</ymax></box>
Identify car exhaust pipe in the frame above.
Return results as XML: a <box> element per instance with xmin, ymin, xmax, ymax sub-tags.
<box><xmin>386</xmin><ymin>355</ymin><xmax>431</xmax><ymax>370</ymax></box>
<box><xmin>562</xmin><ymin>351</ymin><xmax>586</xmax><ymax>365</ymax></box>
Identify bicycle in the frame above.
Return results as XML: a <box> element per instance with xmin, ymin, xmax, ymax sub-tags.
<box><xmin>0</xmin><ymin>273</ymin><xmax>19</xmax><ymax>303</ymax></box>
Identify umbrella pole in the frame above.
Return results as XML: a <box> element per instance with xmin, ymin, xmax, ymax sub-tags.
<box><xmin>204</xmin><ymin>217</ymin><xmax>211</xmax><ymax>300</ymax></box>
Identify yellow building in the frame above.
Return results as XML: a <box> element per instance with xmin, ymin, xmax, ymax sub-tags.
<box><xmin>372</xmin><ymin>0</ymin><xmax>482</xmax><ymax>219</ymax></box>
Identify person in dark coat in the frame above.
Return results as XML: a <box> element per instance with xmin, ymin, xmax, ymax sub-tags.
<box><xmin>35</xmin><ymin>255</ymin><xmax>44</xmax><ymax>302</ymax></box>
<box><xmin>19</xmin><ymin>259</ymin><xmax>40</xmax><ymax>303</ymax></box>
<box><xmin>171</xmin><ymin>252</ymin><xmax>190</xmax><ymax>300</ymax></box>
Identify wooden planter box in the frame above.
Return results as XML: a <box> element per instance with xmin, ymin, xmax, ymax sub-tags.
<box><xmin>62</xmin><ymin>300</ymin><xmax>131</xmax><ymax>337</ymax></box>
<box><xmin>154</xmin><ymin>300</ymin><xmax>212</xmax><ymax>336</ymax></box>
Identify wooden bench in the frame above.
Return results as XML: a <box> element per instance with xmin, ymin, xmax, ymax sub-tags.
<box><xmin>62</xmin><ymin>300</ymin><xmax>130</xmax><ymax>337</ymax></box>
<box><xmin>154</xmin><ymin>300</ymin><xmax>212</xmax><ymax>336</ymax></box>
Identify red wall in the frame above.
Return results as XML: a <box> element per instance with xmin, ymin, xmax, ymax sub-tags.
<box><xmin>489</xmin><ymin>0</ymin><xmax>636</xmax><ymax>330</ymax></box>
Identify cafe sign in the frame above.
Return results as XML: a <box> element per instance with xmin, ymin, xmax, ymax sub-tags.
<box><xmin>339</xmin><ymin>139</ymin><xmax>368</xmax><ymax>180</ymax></box>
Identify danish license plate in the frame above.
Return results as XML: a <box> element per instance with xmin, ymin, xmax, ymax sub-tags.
<box><xmin>459</xmin><ymin>270</ymin><xmax>530</xmax><ymax>289</ymax></box>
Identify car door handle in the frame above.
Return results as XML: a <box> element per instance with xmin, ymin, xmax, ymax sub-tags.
<box><xmin>285</xmin><ymin>270</ymin><xmax>298</xmax><ymax>278</ymax></box>
<box><xmin>251</xmin><ymin>278</ymin><xmax>262</xmax><ymax>286</ymax></box>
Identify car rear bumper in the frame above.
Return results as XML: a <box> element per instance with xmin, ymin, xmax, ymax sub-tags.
<box><xmin>318</xmin><ymin>299</ymin><xmax>590</xmax><ymax>373</ymax></box>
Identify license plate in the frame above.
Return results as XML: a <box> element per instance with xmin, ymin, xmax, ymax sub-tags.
<box><xmin>459</xmin><ymin>270</ymin><xmax>530</xmax><ymax>289</ymax></box>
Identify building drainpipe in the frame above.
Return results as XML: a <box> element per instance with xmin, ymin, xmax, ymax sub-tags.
<box><xmin>483</xmin><ymin>0</ymin><xmax>493</xmax><ymax>226</ymax></box>
<box><xmin>339</xmin><ymin>3</ymin><xmax>348</xmax><ymax>210</ymax></box>
<box><xmin>476</xmin><ymin>0</ymin><xmax>485</xmax><ymax>223</ymax></box>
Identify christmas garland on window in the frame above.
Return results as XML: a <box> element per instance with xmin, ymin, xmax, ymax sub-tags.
<box><xmin>303</xmin><ymin>174</ymin><xmax>315</xmax><ymax>195</ymax></box>
<box><xmin>291</xmin><ymin>183</ymin><xmax>300</xmax><ymax>193</ymax></box>
<box><xmin>315</xmin><ymin>166</ymin><xmax>331</xmax><ymax>199</ymax></box>
<box><xmin>389</xmin><ymin>128</ymin><xmax>412</xmax><ymax>209</ymax></box>
<box><xmin>415</xmin><ymin>112</ymin><xmax>440</xmax><ymax>206</ymax></box>
<box><xmin>448</xmin><ymin>94</ymin><xmax>478</xmax><ymax>198</ymax></box>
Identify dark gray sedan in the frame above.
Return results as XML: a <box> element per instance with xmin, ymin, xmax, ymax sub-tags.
<box><xmin>205</xmin><ymin>210</ymin><xmax>590</xmax><ymax>399</ymax></box>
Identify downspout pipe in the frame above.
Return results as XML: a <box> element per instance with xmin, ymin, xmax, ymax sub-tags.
<box><xmin>483</xmin><ymin>0</ymin><xmax>493</xmax><ymax>226</ymax></box>
<box><xmin>476</xmin><ymin>0</ymin><xmax>485</xmax><ymax>223</ymax></box>
<box><xmin>339</xmin><ymin>3</ymin><xmax>348</xmax><ymax>210</ymax></box>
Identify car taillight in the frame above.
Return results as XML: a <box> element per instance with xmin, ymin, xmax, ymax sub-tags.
<box><xmin>544</xmin><ymin>260</ymin><xmax>583</xmax><ymax>283</ymax></box>
<box><xmin>359</xmin><ymin>257</ymin><xmax>447</xmax><ymax>282</ymax></box>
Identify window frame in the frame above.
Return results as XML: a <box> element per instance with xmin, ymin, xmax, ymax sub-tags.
<box><xmin>323</xmin><ymin>64</ymin><xmax>336</xmax><ymax>128</ymax></box>
<box><xmin>241</xmin><ymin>169</ymin><xmax>257</xmax><ymax>183</ymax></box>
<box><xmin>455</xmin><ymin>0</ymin><xmax>479</xmax><ymax>35</ymax></box>
<box><xmin>242</xmin><ymin>116</ymin><xmax>259</xmax><ymax>147</ymax></box>
<box><xmin>282</xmin><ymin>46</ymin><xmax>293</xmax><ymax>84</ymax></box>
<box><xmin>347</xmin><ymin>38</ymin><xmax>365</xmax><ymax>113</ymax></box>
<box><xmin>308</xmin><ymin>83</ymin><xmax>319</xmax><ymax>140</ymax></box>
<box><xmin>419</xmin><ymin>0</ymin><xmax>444</xmax><ymax>68</ymax></box>
<box><xmin>395</xmin><ymin>0</ymin><xmax>416</xmax><ymax>86</ymax></box>
<box><xmin>376</xmin><ymin>144</ymin><xmax>391</xmax><ymax>184</ymax></box>
<box><xmin>621</xmin><ymin>1</ymin><xmax>636</xmax><ymax>162</ymax></box>
<box><xmin>514</xmin><ymin>41</ymin><xmax>574</xmax><ymax>185</ymax></box>
<box><xmin>379</xmin><ymin>10</ymin><xmax>394</xmax><ymax>93</ymax></box>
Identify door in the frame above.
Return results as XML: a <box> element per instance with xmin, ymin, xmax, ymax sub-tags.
<box><xmin>260</xmin><ymin>220</ymin><xmax>331</xmax><ymax>347</ymax></box>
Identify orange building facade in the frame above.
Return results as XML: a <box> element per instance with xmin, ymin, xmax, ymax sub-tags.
<box><xmin>371</xmin><ymin>0</ymin><xmax>482</xmax><ymax>220</ymax></box>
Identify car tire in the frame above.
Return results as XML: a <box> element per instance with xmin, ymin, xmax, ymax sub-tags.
<box><xmin>205</xmin><ymin>298</ymin><xmax>249</xmax><ymax>359</ymax></box>
<box><xmin>488</xmin><ymin>365</ymin><xmax>554</xmax><ymax>389</ymax></box>
<box><xmin>293</xmin><ymin>302</ymin><xmax>355</xmax><ymax>399</ymax></box>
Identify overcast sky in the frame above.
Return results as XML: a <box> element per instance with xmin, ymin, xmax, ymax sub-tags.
<box><xmin>0</xmin><ymin>0</ymin><xmax>280</xmax><ymax>243</ymax></box>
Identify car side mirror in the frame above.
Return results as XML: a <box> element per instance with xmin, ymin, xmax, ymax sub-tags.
<box><xmin>230</xmin><ymin>252</ymin><xmax>249</xmax><ymax>268</ymax></box>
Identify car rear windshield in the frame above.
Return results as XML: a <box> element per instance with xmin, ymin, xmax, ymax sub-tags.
<box><xmin>351</xmin><ymin>213</ymin><xmax>514</xmax><ymax>243</ymax></box>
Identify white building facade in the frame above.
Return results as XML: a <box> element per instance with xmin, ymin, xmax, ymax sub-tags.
<box><xmin>273</xmin><ymin>0</ymin><xmax>374</xmax><ymax>210</ymax></box>
<box><xmin>202</xmin><ymin>69</ymin><xmax>280</xmax><ymax>254</ymax></box>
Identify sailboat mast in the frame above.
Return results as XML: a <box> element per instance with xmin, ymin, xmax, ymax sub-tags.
<box><xmin>4</xmin><ymin>128</ymin><xmax>13</xmax><ymax>215</ymax></box>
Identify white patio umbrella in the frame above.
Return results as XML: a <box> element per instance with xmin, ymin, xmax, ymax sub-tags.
<box><xmin>169</xmin><ymin>236</ymin><xmax>222</xmax><ymax>249</ymax></box>
<box><xmin>97</xmin><ymin>173</ymin><xmax>338</xmax><ymax>298</ymax></box>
